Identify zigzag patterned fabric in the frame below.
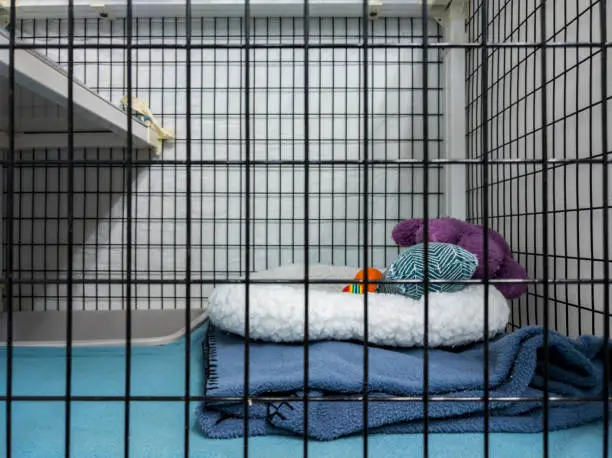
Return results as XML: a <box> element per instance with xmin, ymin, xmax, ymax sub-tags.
<box><xmin>377</xmin><ymin>242</ymin><xmax>478</xmax><ymax>299</ymax></box>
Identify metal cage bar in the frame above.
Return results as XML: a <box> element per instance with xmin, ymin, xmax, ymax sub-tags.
<box><xmin>0</xmin><ymin>1</ymin><xmax>610</xmax><ymax>457</ymax></box>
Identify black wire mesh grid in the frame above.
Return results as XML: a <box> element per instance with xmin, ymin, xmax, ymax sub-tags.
<box><xmin>0</xmin><ymin>0</ymin><xmax>610</xmax><ymax>457</ymax></box>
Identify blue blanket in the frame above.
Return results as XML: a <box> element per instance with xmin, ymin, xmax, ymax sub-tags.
<box><xmin>196</xmin><ymin>322</ymin><xmax>611</xmax><ymax>441</ymax></box>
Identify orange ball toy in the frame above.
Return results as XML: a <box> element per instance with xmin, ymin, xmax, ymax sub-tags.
<box><xmin>342</xmin><ymin>267</ymin><xmax>383</xmax><ymax>294</ymax></box>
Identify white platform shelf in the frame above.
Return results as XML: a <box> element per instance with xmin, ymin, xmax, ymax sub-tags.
<box><xmin>1</xmin><ymin>0</ymin><xmax>450</xmax><ymax>19</ymax></box>
<box><xmin>0</xmin><ymin>29</ymin><xmax>161</xmax><ymax>152</ymax></box>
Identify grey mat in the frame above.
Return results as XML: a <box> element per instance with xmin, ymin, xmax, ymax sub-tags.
<box><xmin>0</xmin><ymin>308</ymin><xmax>208</xmax><ymax>347</ymax></box>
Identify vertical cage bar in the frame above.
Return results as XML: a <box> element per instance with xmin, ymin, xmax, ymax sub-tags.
<box><xmin>243</xmin><ymin>0</ymin><xmax>251</xmax><ymax>456</ymax></box>
<box><xmin>589</xmin><ymin>4</ymin><xmax>596</xmax><ymax>336</ymax></box>
<box><xmin>361</xmin><ymin>0</ymin><xmax>369</xmax><ymax>456</ymax></box>
<box><xmin>291</xmin><ymin>15</ymin><xmax>297</xmax><ymax>266</ymax></box>
<box><xmin>409</xmin><ymin>15</ymin><xmax>416</xmax><ymax>235</ymax></box>
<box><xmin>184</xmin><ymin>0</ymin><xmax>193</xmax><ymax>456</ymax></box>
<box><xmin>315</xmin><ymin>18</ymin><xmax>321</xmax><ymax>266</ymax></box>
<box><xmin>331</xmin><ymin>17</ymin><xmax>336</xmax><ymax>266</ymax></box>
<box><xmin>574</xmin><ymin>2</ymin><xmax>583</xmax><ymax>334</ymax></box>
<box><xmin>225</xmin><ymin>16</ymin><xmax>230</xmax><ymax>283</ymax></box>
<box><xmin>530</xmin><ymin>0</ymin><xmax>537</xmax><ymax>330</ymax></box>
<box><xmin>538</xmin><ymin>0</ymin><xmax>550</xmax><ymax>456</ymax></box>
<box><xmin>479</xmin><ymin>0</ymin><xmax>490</xmax><ymax>456</ymax></box>
<box><xmin>421</xmin><ymin>2</ymin><xmax>430</xmax><ymax>456</ymax></box>
<box><xmin>302</xmin><ymin>0</ymin><xmax>310</xmax><ymax>455</ymax></box>
<box><xmin>124</xmin><ymin>1</ymin><xmax>135</xmax><ymax>456</ymax></box>
<box><xmin>65</xmin><ymin>0</ymin><xmax>75</xmax><ymax>455</ymax></box>
<box><xmin>172</xmin><ymin>18</ymin><xmax>178</xmax><ymax>310</ymax></box>
<box><xmin>599</xmin><ymin>0</ymin><xmax>610</xmax><ymax>455</ymax></box>
<box><xmin>264</xmin><ymin>19</ymin><xmax>269</xmax><ymax>270</ymax></box>
<box><xmin>561</xmin><ymin>0</ymin><xmax>569</xmax><ymax>337</ymax></box>
<box><xmin>343</xmin><ymin>16</ymin><xmax>348</xmax><ymax>267</ymax></box>
<box><xmin>211</xmin><ymin>18</ymin><xmax>216</xmax><ymax>292</ymax></box>
<box><xmin>143</xmin><ymin>18</ymin><xmax>151</xmax><ymax>313</ymax></box>
<box><xmin>4</xmin><ymin>0</ymin><xmax>16</xmax><ymax>455</ymax></box>
<box><xmin>382</xmin><ymin>17</ymin><xmax>388</xmax><ymax>268</ymax></box>
<box><xmin>549</xmin><ymin>1</ymin><xmax>559</xmax><ymax>334</ymax></box>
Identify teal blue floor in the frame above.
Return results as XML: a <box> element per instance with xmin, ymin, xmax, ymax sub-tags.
<box><xmin>1</xmin><ymin>324</ymin><xmax>609</xmax><ymax>457</ymax></box>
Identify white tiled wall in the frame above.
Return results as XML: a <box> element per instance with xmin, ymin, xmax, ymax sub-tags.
<box><xmin>10</xmin><ymin>17</ymin><xmax>444</xmax><ymax>311</ymax></box>
<box><xmin>466</xmin><ymin>0</ymin><xmax>612</xmax><ymax>337</ymax></box>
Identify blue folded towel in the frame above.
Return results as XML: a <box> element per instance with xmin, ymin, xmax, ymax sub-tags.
<box><xmin>196</xmin><ymin>322</ymin><xmax>612</xmax><ymax>441</ymax></box>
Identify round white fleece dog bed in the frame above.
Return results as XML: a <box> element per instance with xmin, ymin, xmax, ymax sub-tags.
<box><xmin>207</xmin><ymin>263</ymin><xmax>510</xmax><ymax>348</ymax></box>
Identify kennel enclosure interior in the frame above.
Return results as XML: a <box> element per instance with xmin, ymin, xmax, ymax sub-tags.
<box><xmin>1</xmin><ymin>0</ymin><xmax>612</xmax><ymax>457</ymax></box>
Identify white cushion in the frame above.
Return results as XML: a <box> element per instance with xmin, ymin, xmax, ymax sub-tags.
<box><xmin>207</xmin><ymin>263</ymin><xmax>510</xmax><ymax>348</ymax></box>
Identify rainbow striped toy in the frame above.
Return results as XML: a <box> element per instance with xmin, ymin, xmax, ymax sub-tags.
<box><xmin>343</xmin><ymin>284</ymin><xmax>366</xmax><ymax>294</ymax></box>
<box><xmin>342</xmin><ymin>267</ymin><xmax>383</xmax><ymax>294</ymax></box>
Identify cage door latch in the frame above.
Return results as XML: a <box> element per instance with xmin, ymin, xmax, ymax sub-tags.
<box><xmin>90</xmin><ymin>2</ymin><xmax>113</xmax><ymax>19</ymax></box>
<box><xmin>0</xmin><ymin>0</ymin><xmax>11</xmax><ymax>28</ymax></box>
<box><xmin>368</xmin><ymin>0</ymin><xmax>382</xmax><ymax>19</ymax></box>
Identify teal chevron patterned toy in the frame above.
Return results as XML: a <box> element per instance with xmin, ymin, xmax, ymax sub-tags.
<box><xmin>377</xmin><ymin>242</ymin><xmax>478</xmax><ymax>299</ymax></box>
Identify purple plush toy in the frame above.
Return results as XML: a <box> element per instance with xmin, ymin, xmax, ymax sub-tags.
<box><xmin>391</xmin><ymin>217</ymin><xmax>527</xmax><ymax>300</ymax></box>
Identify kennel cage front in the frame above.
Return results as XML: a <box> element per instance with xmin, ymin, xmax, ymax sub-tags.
<box><xmin>0</xmin><ymin>0</ymin><xmax>610</xmax><ymax>457</ymax></box>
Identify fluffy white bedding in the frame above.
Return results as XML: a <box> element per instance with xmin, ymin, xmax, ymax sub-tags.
<box><xmin>207</xmin><ymin>263</ymin><xmax>510</xmax><ymax>348</ymax></box>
